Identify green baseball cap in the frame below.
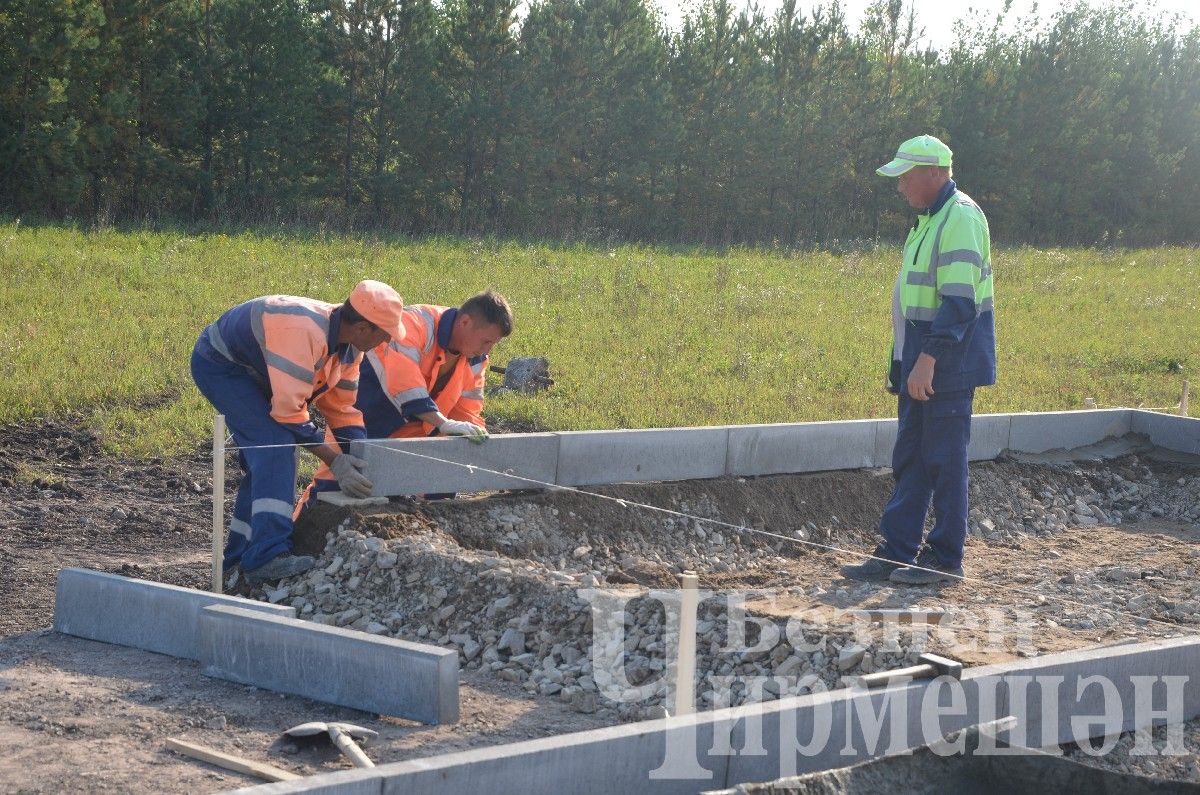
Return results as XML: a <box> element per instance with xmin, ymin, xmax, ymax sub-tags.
<box><xmin>876</xmin><ymin>135</ymin><xmax>953</xmax><ymax>177</ymax></box>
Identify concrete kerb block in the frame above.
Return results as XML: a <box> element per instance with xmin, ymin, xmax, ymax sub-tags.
<box><xmin>199</xmin><ymin>605</ymin><xmax>459</xmax><ymax>725</ymax></box>
<box><xmin>723</xmin><ymin>669</ymin><xmax>1007</xmax><ymax>785</ymax></box>
<box><xmin>967</xmin><ymin>413</ymin><xmax>1011</xmax><ymax>461</ymax></box>
<box><xmin>53</xmin><ymin>568</ymin><xmax>295</xmax><ymax>661</ymax></box>
<box><xmin>369</xmin><ymin>712</ymin><xmax>732</xmax><ymax>795</ymax></box>
<box><xmin>1131</xmin><ymin>410</ymin><xmax>1200</xmax><ymax>455</ymax></box>
<box><xmin>227</xmin><ymin>769</ymin><xmax>383</xmax><ymax>795</ymax></box>
<box><xmin>555</xmin><ymin>427</ymin><xmax>730</xmax><ymax>486</ymax></box>
<box><xmin>971</xmin><ymin>636</ymin><xmax>1200</xmax><ymax>750</ymax></box>
<box><xmin>726</xmin><ymin>420</ymin><xmax>878</xmax><ymax>477</ymax></box>
<box><xmin>349</xmin><ymin>433</ymin><xmax>559</xmax><ymax>497</ymax></box>
<box><xmin>872</xmin><ymin>419</ymin><xmax>898</xmax><ymax>468</ymax></box>
<box><xmin>1007</xmin><ymin>409</ymin><xmax>1131</xmax><ymax>455</ymax></box>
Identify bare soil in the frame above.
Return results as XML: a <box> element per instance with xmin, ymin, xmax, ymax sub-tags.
<box><xmin>2</xmin><ymin>418</ymin><xmax>1199</xmax><ymax>793</ymax></box>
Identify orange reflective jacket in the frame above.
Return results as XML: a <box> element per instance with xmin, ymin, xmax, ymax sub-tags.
<box><xmin>198</xmin><ymin>295</ymin><xmax>365</xmax><ymax>444</ymax></box>
<box><xmin>355</xmin><ymin>305</ymin><xmax>487</xmax><ymax>438</ymax></box>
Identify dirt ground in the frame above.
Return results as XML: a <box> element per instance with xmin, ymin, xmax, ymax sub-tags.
<box><xmin>2</xmin><ymin>418</ymin><xmax>1199</xmax><ymax>793</ymax></box>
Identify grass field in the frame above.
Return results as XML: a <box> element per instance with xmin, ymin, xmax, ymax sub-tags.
<box><xmin>0</xmin><ymin>222</ymin><xmax>1194</xmax><ymax>456</ymax></box>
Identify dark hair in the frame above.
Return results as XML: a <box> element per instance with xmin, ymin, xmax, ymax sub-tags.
<box><xmin>460</xmin><ymin>290</ymin><xmax>513</xmax><ymax>336</ymax></box>
<box><xmin>340</xmin><ymin>300</ymin><xmax>373</xmax><ymax>329</ymax></box>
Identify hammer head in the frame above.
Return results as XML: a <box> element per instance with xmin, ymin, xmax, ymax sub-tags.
<box><xmin>285</xmin><ymin>722</ymin><xmax>379</xmax><ymax>742</ymax></box>
<box><xmin>918</xmin><ymin>653</ymin><xmax>963</xmax><ymax>679</ymax></box>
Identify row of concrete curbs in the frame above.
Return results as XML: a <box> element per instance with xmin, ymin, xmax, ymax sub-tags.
<box><xmin>53</xmin><ymin>568</ymin><xmax>458</xmax><ymax>725</ymax></box>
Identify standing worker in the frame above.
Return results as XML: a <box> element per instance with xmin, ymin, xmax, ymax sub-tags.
<box><xmin>842</xmin><ymin>135</ymin><xmax>996</xmax><ymax>585</ymax></box>
<box><xmin>191</xmin><ymin>281</ymin><xmax>405</xmax><ymax>585</ymax></box>
<box><xmin>298</xmin><ymin>289</ymin><xmax>513</xmax><ymax>510</ymax></box>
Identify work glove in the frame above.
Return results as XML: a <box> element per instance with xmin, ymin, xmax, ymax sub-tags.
<box><xmin>330</xmin><ymin>453</ymin><xmax>374</xmax><ymax>498</ymax></box>
<box><xmin>439</xmin><ymin>419</ymin><xmax>489</xmax><ymax>445</ymax></box>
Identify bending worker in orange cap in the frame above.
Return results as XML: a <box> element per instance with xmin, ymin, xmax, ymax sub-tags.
<box><xmin>298</xmin><ymin>289</ymin><xmax>513</xmax><ymax>511</ymax></box>
<box><xmin>190</xmin><ymin>280</ymin><xmax>405</xmax><ymax>585</ymax></box>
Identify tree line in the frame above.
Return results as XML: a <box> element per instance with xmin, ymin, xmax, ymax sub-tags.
<box><xmin>2</xmin><ymin>0</ymin><xmax>1197</xmax><ymax>246</ymax></box>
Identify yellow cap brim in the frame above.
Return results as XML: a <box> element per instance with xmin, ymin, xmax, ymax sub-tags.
<box><xmin>876</xmin><ymin>158</ymin><xmax>916</xmax><ymax>177</ymax></box>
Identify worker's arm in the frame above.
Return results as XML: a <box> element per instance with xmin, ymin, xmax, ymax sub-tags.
<box><xmin>446</xmin><ymin>356</ymin><xmax>488</xmax><ymax>428</ymax></box>
<box><xmin>313</xmin><ymin>354</ymin><xmax>367</xmax><ymax>446</ymax></box>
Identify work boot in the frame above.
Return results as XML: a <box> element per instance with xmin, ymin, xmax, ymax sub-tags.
<box><xmin>840</xmin><ymin>556</ymin><xmax>904</xmax><ymax>582</ymax></box>
<box><xmin>244</xmin><ymin>553</ymin><xmax>316</xmax><ymax>586</ymax></box>
<box><xmin>889</xmin><ymin>552</ymin><xmax>964</xmax><ymax>585</ymax></box>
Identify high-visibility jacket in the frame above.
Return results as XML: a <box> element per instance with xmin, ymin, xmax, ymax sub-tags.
<box><xmin>356</xmin><ymin>305</ymin><xmax>488</xmax><ymax>439</ymax></box>
<box><xmin>889</xmin><ymin>180</ymin><xmax>996</xmax><ymax>394</ymax></box>
<box><xmin>194</xmin><ymin>296</ymin><xmax>366</xmax><ymax>446</ymax></box>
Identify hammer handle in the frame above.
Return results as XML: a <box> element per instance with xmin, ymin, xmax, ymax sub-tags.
<box><xmin>859</xmin><ymin>663</ymin><xmax>936</xmax><ymax>689</ymax></box>
<box><xmin>329</xmin><ymin>726</ymin><xmax>375</xmax><ymax>768</ymax></box>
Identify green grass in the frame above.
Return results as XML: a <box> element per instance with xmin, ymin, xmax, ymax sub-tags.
<box><xmin>0</xmin><ymin>223</ymin><xmax>1194</xmax><ymax>456</ymax></box>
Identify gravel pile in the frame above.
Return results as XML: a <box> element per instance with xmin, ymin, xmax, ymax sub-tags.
<box><xmin>250</xmin><ymin>454</ymin><xmax>1200</xmax><ymax>721</ymax></box>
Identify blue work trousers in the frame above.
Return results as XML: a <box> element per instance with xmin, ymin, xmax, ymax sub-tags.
<box><xmin>876</xmin><ymin>389</ymin><xmax>974</xmax><ymax>568</ymax></box>
<box><xmin>190</xmin><ymin>346</ymin><xmax>300</xmax><ymax>571</ymax></box>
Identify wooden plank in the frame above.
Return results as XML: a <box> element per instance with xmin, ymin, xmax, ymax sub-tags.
<box><xmin>165</xmin><ymin>737</ymin><xmax>301</xmax><ymax>782</ymax></box>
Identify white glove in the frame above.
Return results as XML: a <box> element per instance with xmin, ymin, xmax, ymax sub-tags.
<box><xmin>330</xmin><ymin>453</ymin><xmax>374</xmax><ymax>498</ymax></box>
<box><xmin>439</xmin><ymin>419</ymin><xmax>489</xmax><ymax>445</ymax></box>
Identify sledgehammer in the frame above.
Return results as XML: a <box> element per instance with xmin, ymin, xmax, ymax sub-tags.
<box><xmin>284</xmin><ymin>722</ymin><xmax>377</xmax><ymax>768</ymax></box>
<box><xmin>858</xmin><ymin>653</ymin><xmax>962</xmax><ymax>689</ymax></box>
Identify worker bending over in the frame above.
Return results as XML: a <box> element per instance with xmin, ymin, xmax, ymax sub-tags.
<box><xmin>298</xmin><ymin>289</ymin><xmax>513</xmax><ymax>509</ymax></box>
<box><xmin>191</xmin><ymin>281</ymin><xmax>404</xmax><ymax>585</ymax></box>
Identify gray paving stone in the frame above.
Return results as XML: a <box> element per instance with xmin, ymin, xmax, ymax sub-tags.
<box><xmin>228</xmin><ymin>770</ymin><xmax>382</xmax><ymax>795</ymax></box>
<box><xmin>1007</xmin><ymin>409</ymin><xmax>1131</xmax><ymax>454</ymax></box>
<box><xmin>53</xmin><ymin>568</ymin><xmax>294</xmax><ymax>661</ymax></box>
<box><xmin>349</xmin><ymin>433</ymin><xmax>559</xmax><ymax>496</ymax></box>
<box><xmin>725</xmin><ymin>670</ymin><xmax>1006</xmax><ymax>784</ymax></box>
<box><xmin>199</xmin><ymin>605</ymin><xmax>459</xmax><ymax>725</ymax></box>
<box><xmin>977</xmin><ymin>636</ymin><xmax>1200</xmax><ymax>749</ymax></box>
<box><xmin>967</xmin><ymin>413</ymin><xmax>1011</xmax><ymax>461</ymax></box>
<box><xmin>1130</xmin><ymin>410</ymin><xmax>1200</xmax><ymax>455</ymax></box>
<box><xmin>726</xmin><ymin>420</ymin><xmax>878</xmax><ymax>477</ymax></box>
<box><xmin>316</xmin><ymin>493</ymin><xmax>389</xmax><ymax>507</ymax></box>
<box><xmin>872</xmin><ymin>419</ymin><xmax>898</xmax><ymax>468</ymax></box>
<box><xmin>374</xmin><ymin>713</ymin><xmax>729</xmax><ymax>795</ymax></box>
<box><xmin>555</xmin><ymin>428</ymin><xmax>729</xmax><ymax>486</ymax></box>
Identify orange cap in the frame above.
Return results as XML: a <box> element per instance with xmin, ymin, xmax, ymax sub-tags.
<box><xmin>348</xmin><ymin>280</ymin><xmax>405</xmax><ymax>341</ymax></box>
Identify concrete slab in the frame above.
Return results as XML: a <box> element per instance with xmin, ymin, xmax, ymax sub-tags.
<box><xmin>1007</xmin><ymin>409</ymin><xmax>1131</xmax><ymax>455</ymax></box>
<box><xmin>726</xmin><ymin>420</ymin><xmax>878</xmax><ymax>477</ymax></box>
<box><xmin>1131</xmin><ymin>410</ymin><xmax>1200</xmax><ymax>456</ymax></box>
<box><xmin>228</xmin><ymin>770</ymin><xmax>383</xmax><ymax>795</ymax></box>
<box><xmin>199</xmin><ymin>605</ymin><xmax>459</xmax><ymax>724</ymax></box>
<box><xmin>316</xmin><ymin>492</ymin><xmax>390</xmax><ymax>507</ymax></box>
<box><xmin>967</xmin><ymin>413</ymin><xmax>1011</xmax><ymax>461</ymax></box>
<box><xmin>725</xmin><ymin>669</ymin><xmax>1006</xmax><ymax>784</ymax></box>
<box><xmin>872</xmin><ymin>419</ymin><xmax>898</xmax><ymax>468</ymax></box>
<box><xmin>555</xmin><ymin>428</ymin><xmax>730</xmax><ymax>486</ymax></box>
<box><xmin>379</xmin><ymin>712</ymin><xmax>731</xmax><ymax>795</ymax></box>
<box><xmin>976</xmin><ymin>636</ymin><xmax>1200</xmax><ymax>750</ymax></box>
<box><xmin>349</xmin><ymin>433</ymin><xmax>559</xmax><ymax>496</ymax></box>
<box><xmin>53</xmin><ymin>568</ymin><xmax>295</xmax><ymax>661</ymax></box>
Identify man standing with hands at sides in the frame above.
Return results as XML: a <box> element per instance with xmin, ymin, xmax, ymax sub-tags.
<box><xmin>191</xmin><ymin>280</ymin><xmax>405</xmax><ymax>585</ymax></box>
<box><xmin>842</xmin><ymin>135</ymin><xmax>996</xmax><ymax>585</ymax></box>
<box><xmin>297</xmin><ymin>289</ymin><xmax>513</xmax><ymax>511</ymax></box>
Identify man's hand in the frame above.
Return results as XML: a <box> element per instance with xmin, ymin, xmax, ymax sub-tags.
<box><xmin>907</xmin><ymin>352</ymin><xmax>936</xmax><ymax>401</ymax></box>
<box><xmin>330</xmin><ymin>453</ymin><xmax>374</xmax><ymax>497</ymax></box>
<box><xmin>439</xmin><ymin>419</ymin><xmax>489</xmax><ymax>445</ymax></box>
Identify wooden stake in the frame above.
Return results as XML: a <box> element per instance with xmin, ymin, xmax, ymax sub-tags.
<box><xmin>673</xmin><ymin>571</ymin><xmax>699</xmax><ymax>716</ymax></box>
<box><xmin>212</xmin><ymin>414</ymin><xmax>225</xmax><ymax>593</ymax></box>
<box><xmin>166</xmin><ymin>738</ymin><xmax>299</xmax><ymax>782</ymax></box>
<box><xmin>1180</xmin><ymin>381</ymin><xmax>1191</xmax><ymax>417</ymax></box>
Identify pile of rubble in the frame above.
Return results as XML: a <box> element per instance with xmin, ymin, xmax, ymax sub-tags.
<box><xmin>257</xmin><ymin>455</ymin><xmax>1200</xmax><ymax>721</ymax></box>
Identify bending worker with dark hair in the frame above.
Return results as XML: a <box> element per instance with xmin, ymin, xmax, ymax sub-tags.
<box><xmin>191</xmin><ymin>280</ymin><xmax>405</xmax><ymax>585</ymax></box>
<box><xmin>298</xmin><ymin>289</ymin><xmax>514</xmax><ymax>509</ymax></box>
